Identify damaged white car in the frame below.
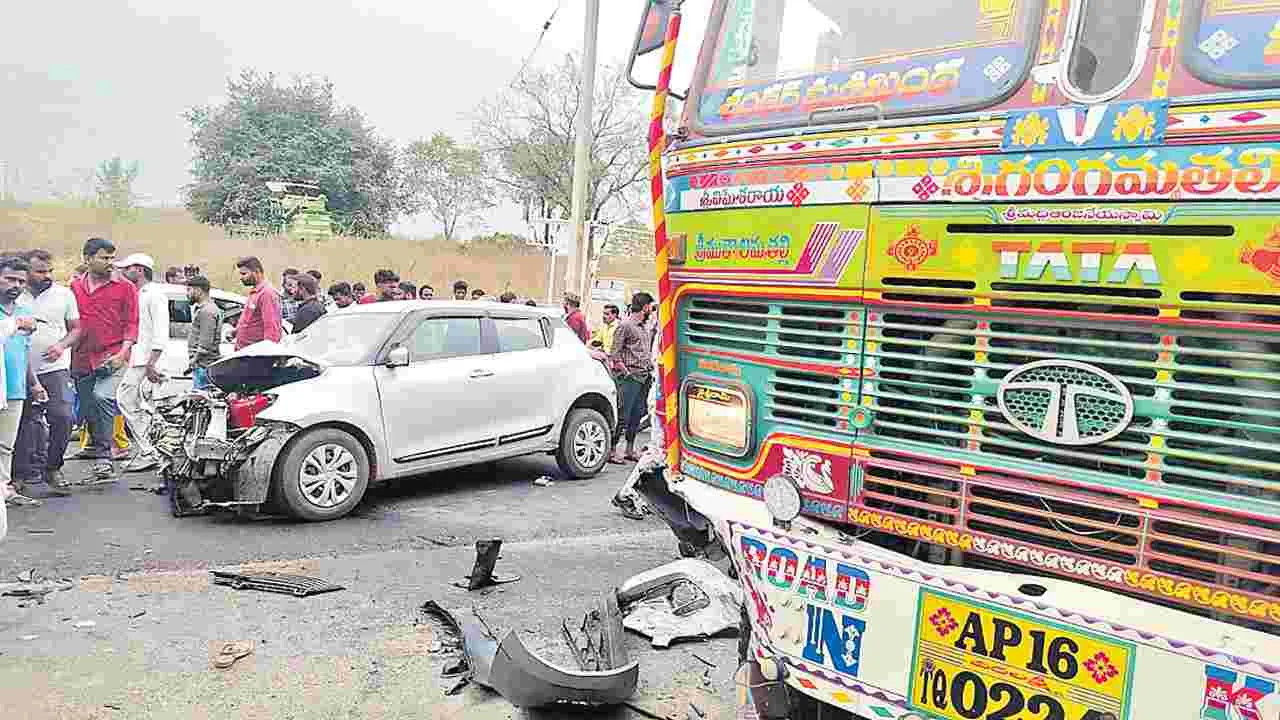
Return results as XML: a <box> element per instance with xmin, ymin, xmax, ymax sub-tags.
<box><xmin>151</xmin><ymin>301</ymin><xmax>618</xmax><ymax>521</ymax></box>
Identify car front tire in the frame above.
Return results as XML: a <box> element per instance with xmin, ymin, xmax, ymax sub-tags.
<box><xmin>555</xmin><ymin>408</ymin><xmax>611</xmax><ymax>479</ymax></box>
<box><xmin>275</xmin><ymin>428</ymin><xmax>370</xmax><ymax>521</ymax></box>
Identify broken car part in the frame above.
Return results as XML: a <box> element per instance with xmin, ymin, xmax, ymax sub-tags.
<box><xmin>211</xmin><ymin>571</ymin><xmax>344</xmax><ymax>597</ymax></box>
<box><xmin>423</xmin><ymin>595</ymin><xmax>638</xmax><ymax>708</ymax></box>
<box><xmin>452</xmin><ymin>539</ymin><xmax>521</xmax><ymax>591</ymax></box>
<box><xmin>617</xmin><ymin>558</ymin><xmax>743</xmax><ymax>648</ymax></box>
<box><xmin>634</xmin><ymin>469</ymin><xmax>724</xmax><ymax>560</ymax></box>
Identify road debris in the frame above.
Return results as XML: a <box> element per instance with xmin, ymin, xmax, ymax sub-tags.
<box><xmin>617</xmin><ymin>558</ymin><xmax>742</xmax><ymax>648</ymax></box>
<box><xmin>73</xmin><ymin>620</ymin><xmax>96</xmax><ymax>629</ymax></box>
<box><xmin>691</xmin><ymin>652</ymin><xmax>716</xmax><ymax>668</ymax></box>
<box><xmin>211</xmin><ymin>640</ymin><xmax>255</xmax><ymax>670</ymax></box>
<box><xmin>25</xmin><ymin>528</ymin><xmax>55</xmax><ymax>535</ymax></box>
<box><xmin>451</xmin><ymin>539</ymin><xmax>520</xmax><ymax>591</ymax></box>
<box><xmin>421</xmin><ymin>597</ymin><xmax>638</xmax><ymax>708</ymax></box>
<box><xmin>19</xmin><ymin>635</ymin><xmax>39</xmax><ymax>641</ymax></box>
<box><xmin>211</xmin><ymin>571</ymin><xmax>344</xmax><ymax>597</ymax></box>
<box><xmin>532</xmin><ymin>475</ymin><xmax>555</xmax><ymax>487</ymax></box>
<box><xmin>688</xmin><ymin>701</ymin><xmax>707</xmax><ymax>719</ymax></box>
<box><xmin>416</xmin><ymin>534</ymin><xmax>459</xmax><ymax>547</ymax></box>
<box><xmin>129</xmin><ymin>610</ymin><xmax>147</xmax><ymax>620</ymax></box>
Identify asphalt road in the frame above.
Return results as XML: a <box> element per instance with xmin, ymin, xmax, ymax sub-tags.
<box><xmin>0</xmin><ymin>451</ymin><xmax>743</xmax><ymax>719</ymax></box>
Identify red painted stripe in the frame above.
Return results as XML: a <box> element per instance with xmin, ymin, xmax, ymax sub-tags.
<box><xmin>664</xmin><ymin>146</ymin><xmax>1001</xmax><ymax>178</ymax></box>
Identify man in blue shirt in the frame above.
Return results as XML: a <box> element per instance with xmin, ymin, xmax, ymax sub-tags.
<box><xmin>1</xmin><ymin>255</ymin><xmax>47</xmax><ymax>507</ymax></box>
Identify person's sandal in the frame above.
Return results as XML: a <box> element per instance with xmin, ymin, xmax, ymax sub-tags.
<box><xmin>212</xmin><ymin>640</ymin><xmax>255</xmax><ymax>669</ymax></box>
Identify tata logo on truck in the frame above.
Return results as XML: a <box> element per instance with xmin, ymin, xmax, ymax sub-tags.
<box><xmin>992</xmin><ymin>240</ymin><xmax>1161</xmax><ymax>285</ymax></box>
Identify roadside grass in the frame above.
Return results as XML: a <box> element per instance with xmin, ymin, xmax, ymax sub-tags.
<box><xmin>0</xmin><ymin>203</ymin><xmax>653</xmax><ymax>298</ymax></box>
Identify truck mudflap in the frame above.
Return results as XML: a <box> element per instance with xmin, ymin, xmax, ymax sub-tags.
<box><xmin>434</xmin><ymin>595</ymin><xmax>639</xmax><ymax>708</ymax></box>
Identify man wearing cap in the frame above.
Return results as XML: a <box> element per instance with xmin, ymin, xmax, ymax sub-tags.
<box><xmin>115</xmin><ymin>252</ymin><xmax>168</xmax><ymax>473</ymax></box>
<box><xmin>70</xmin><ymin>238</ymin><xmax>138</xmax><ymax>483</ymax></box>
<box><xmin>185</xmin><ymin>276</ymin><xmax>221</xmax><ymax>390</ymax></box>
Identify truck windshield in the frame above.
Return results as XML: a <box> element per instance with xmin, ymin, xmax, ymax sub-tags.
<box><xmin>697</xmin><ymin>0</ymin><xmax>1041</xmax><ymax>132</ymax></box>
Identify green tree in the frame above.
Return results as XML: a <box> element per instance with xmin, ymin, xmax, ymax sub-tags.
<box><xmin>403</xmin><ymin>133</ymin><xmax>494</xmax><ymax>242</ymax></box>
<box><xmin>183</xmin><ymin>70</ymin><xmax>405</xmax><ymax>236</ymax></box>
<box><xmin>96</xmin><ymin>157</ymin><xmax>141</xmax><ymax>217</ymax></box>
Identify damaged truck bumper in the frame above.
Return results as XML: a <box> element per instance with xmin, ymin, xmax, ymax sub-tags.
<box><xmin>431</xmin><ymin>594</ymin><xmax>639</xmax><ymax>708</ymax></box>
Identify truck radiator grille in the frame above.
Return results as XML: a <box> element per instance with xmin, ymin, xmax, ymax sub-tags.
<box><xmin>854</xmin><ymin>450</ymin><xmax>1280</xmax><ymax>630</ymax></box>
<box><xmin>863</xmin><ymin>307</ymin><xmax>1280</xmax><ymax>509</ymax></box>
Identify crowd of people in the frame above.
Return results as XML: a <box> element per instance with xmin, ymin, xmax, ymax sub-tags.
<box><xmin>1</xmin><ymin>239</ymin><xmax>663</xmax><ymax>538</ymax></box>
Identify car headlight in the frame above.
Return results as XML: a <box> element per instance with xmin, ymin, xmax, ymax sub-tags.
<box><xmin>763</xmin><ymin>475</ymin><xmax>802</xmax><ymax>527</ymax></box>
<box><xmin>682</xmin><ymin>378</ymin><xmax>752</xmax><ymax>457</ymax></box>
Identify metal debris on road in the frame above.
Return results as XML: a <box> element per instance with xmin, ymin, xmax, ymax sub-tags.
<box><xmin>19</xmin><ymin>635</ymin><xmax>39</xmax><ymax>641</ymax></box>
<box><xmin>25</xmin><ymin>528</ymin><xmax>55</xmax><ymax>535</ymax></box>
<box><xmin>691</xmin><ymin>652</ymin><xmax>716</xmax><ymax>669</ymax></box>
<box><xmin>73</xmin><ymin>620</ymin><xmax>96</xmax><ymax>629</ymax></box>
<box><xmin>129</xmin><ymin>610</ymin><xmax>147</xmax><ymax>619</ymax></box>
<box><xmin>416</xmin><ymin>534</ymin><xmax>460</xmax><ymax>547</ymax></box>
<box><xmin>451</xmin><ymin>539</ymin><xmax>520</xmax><ymax>591</ymax></box>
<box><xmin>532</xmin><ymin>475</ymin><xmax>555</xmax><ymax>487</ymax></box>
<box><xmin>617</xmin><ymin>559</ymin><xmax>743</xmax><ymax>648</ymax></box>
<box><xmin>211</xmin><ymin>571</ymin><xmax>345</xmax><ymax>597</ymax></box>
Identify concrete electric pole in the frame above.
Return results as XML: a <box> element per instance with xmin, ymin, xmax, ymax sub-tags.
<box><xmin>564</xmin><ymin>0</ymin><xmax>600</xmax><ymax>301</ymax></box>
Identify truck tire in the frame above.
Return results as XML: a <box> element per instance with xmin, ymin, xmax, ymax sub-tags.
<box><xmin>275</xmin><ymin>428</ymin><xmax>370</xmax><ymax>521</ymax></box>
<box><xmin>555</xmin><ymin>408</ymin><xmax>611</xmax><ymax>479</ymax></box>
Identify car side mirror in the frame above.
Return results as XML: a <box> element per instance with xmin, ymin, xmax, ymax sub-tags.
<box><xmin>385</xmin><ymin>346</ymin><xmax>410</xmax><ymax>368</ymax></box>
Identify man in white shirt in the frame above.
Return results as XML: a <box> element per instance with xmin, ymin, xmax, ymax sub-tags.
<box><xmin>15</xmin><ymin>249</ymin><xmax>81</xmax><ymax>495</ymax></box>
<box><xmin>114</xmin><ymin>253</ymin><xmax>168</xmax><ymax>473</ymax></box>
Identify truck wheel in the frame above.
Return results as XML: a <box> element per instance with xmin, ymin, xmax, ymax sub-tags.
<box><xmin>556</xmin><ymin>408</ymin><xmax>611</xmax><ymax>479</ymax></box>
<box><xmin>276</xmin><ymin>428</ymin><xmax>370</xmax><ymax>521</ymax></box>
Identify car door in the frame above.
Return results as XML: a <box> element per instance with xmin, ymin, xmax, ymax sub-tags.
<box><xmin>374</xmin><ymin>313</ymin><xmax>498</xmax><ymax>466</ymax></box>
<box><xmin>485</xmin><ymin>312</ymin><xmax>558</xmax><ymax>446</ymax></box>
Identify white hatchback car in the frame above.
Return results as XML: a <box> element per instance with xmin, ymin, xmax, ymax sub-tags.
<box><xmin>163</xmin><ymin>301</ymin><xmax>618</xmax><ymax>521</ymax></box>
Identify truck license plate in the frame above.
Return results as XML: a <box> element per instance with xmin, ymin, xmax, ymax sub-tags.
<box><xmin>909</xmin><ymin>589</ymin><xmax>1134</xmax><ymax>720</ymax></box>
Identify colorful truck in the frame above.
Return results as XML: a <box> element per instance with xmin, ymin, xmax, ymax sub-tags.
<box><xmin>631</xmin><ymin>2</ymin><xmax>1280</xmax><ymax>719</ymax></box>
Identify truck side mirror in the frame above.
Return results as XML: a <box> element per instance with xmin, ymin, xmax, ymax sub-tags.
<box><xmin>627</xmin><ymin>0</ymin><xmax>686</xmax><ymax>99</ymax></box>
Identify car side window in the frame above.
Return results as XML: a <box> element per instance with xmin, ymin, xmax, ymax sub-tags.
<box><xmin>493</xmin><ymin>317</ymin><xmax>548</xmax><ymax>353</ymax></box>
<box><xmin>408</xmin><ymin>317</ymin><xmax>484</xmax><ymax>362</ymax></box>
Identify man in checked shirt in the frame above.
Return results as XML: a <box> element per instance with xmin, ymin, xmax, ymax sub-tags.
<box><xmin>605</xmin><ymin>292</ymin><xmax>655</xmax><ymax>465</ymax></box>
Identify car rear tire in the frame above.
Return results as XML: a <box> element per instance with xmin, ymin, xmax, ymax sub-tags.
<box><xmin>275</xmin><ymin>428</ymin><xmax>370</xmax><ymax>521</ymax></box>
<box><xmin>556</xmin><ymin>408</ymin><xmax>611</xmax><ymax>479</ymax></box>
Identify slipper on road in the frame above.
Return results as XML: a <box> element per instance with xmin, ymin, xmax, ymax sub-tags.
<box><xmin>212</xmin><ymin>640</ymin><xmax>255</xmax><ymax>669</ymax></box>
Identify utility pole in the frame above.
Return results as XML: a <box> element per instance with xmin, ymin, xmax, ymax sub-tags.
<box><xmin>565</xmin><ymin>0</ymin><xmax>600</xmax><ymax>300</ymax></box>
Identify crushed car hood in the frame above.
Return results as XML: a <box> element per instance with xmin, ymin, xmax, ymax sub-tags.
<box><xmin>208</xmin><ymin>341</ymin><xmax>327</xmax><ymax>393</ymax></box>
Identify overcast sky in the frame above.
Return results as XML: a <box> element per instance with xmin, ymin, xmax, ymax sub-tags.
<box><xmin>2</xmin><ymin>0</ymin><xmax>683</xmax><ymax>235</ymax></box>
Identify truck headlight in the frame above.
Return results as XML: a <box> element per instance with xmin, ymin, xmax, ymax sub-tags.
<box><xmin>682</xmin><ymin>377</ymin><xmax>752</xmax><ymax>457</ymax></box>
<box><xmin>763</xmin><ymin>475</ymin><xmax>802</xmax><ymax>527</ymax></box>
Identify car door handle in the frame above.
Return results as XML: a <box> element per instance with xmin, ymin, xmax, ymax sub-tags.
<box><xmin>469</xmin><ymin>369</ymin><xmax>494</xmax><ymax>379</ymax></box>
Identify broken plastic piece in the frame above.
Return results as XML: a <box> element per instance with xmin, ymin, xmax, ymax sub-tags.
<box><xmin>452</xmin><ymin>539</ymin><xmax>521</xmax><ymax>591</ymax></box>
<box><xmin>617</xmin><ymin>558</ymin><xmax>742</xmax><ymax>648</ymax></box>
<box><xmin>211</xmin><ymin>571</ymin><xmax>344</xmax><ymax>597</ymax></box>
<box><xmin>426</xmin><ymin>595</ymin><xmax>638</xmax><ymax>708</ymax></box>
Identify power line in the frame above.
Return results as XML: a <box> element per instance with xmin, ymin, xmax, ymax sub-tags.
<box><xmin>509</xmin><ymin>0</ymin><xmax>564</xmax><ymax>87</ymax></box>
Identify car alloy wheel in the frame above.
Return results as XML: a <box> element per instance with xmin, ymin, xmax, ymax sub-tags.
<box><xmin>573</xmin><ymin>419</ymin><xmax>608</xmax><ymax>469</ymax></box>
<box><xmin>298</xmin><ymin>443</ymin><xmax>359</xmax><ymax>509</ymax></box>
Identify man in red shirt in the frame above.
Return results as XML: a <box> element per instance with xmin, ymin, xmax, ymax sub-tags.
<box><xmin>70</xmin><ymin>237</ymin><xmax>138</xmax><ymax>481</ymax></box>
<box><xmin>562</xmin><ymin>293</ymin><xmax>590</xmax><ymax>344</ymax></box>
<box><xmin>357</xmin><ymin>269</ymin><xmax>399</xmax><ymax>304</ymax></box>
<box><xmin>234</xmin><ymin>256</ymin><xmax>283</xmax><ymax>350</ymax></box>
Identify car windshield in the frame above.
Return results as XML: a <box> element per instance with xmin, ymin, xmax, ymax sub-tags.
<box><xmin>285</xmin><ymin>311</ymin><xmax>398</xmax><ymax>365</ymax></box>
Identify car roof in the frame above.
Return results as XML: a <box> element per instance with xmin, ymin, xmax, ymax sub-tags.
<box><xmin>341</xmin><ymin>299</ymin><xmax>561</xmax><ymax>317</ymax></box>
<box><xmin>154</xmin><ymin>282</ymin><xmax>245</xmax><ymax>304</ymax></box>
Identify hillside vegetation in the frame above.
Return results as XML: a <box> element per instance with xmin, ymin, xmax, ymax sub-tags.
<box><xmin>0</xmin><ymin>203</ymin><xmax>653</xmax><ymax>300</ymax></box>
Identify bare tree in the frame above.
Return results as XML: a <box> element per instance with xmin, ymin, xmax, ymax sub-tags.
<box><xmin>472</xmin><ymin>54</ymin><xmax>650</xmax><ymax>229</ymax></box>
<box><xmin>403</xmin><ymin>133</ymin><xmax>494</xmax><ymax>243</ymax></box>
